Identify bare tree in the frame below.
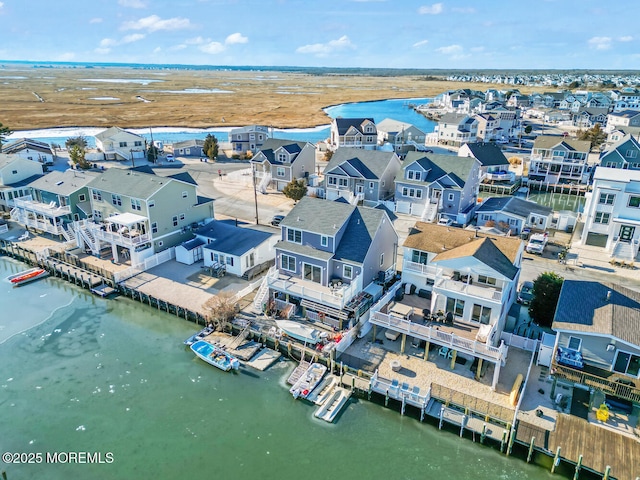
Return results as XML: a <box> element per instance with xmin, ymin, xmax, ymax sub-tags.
<box><xmin>202</xmin><ymin>291</ymin><xmax>238</xmax><ymax>329</ymax></box>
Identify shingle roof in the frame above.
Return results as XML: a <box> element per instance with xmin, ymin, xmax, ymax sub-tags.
<box><xmin>254</xmin><ymin>138</ymin><xmax>308</xmax><ymax>165</ymax></box>
<box><xmin>476</xmin><ymin>196</ymin><xmax>552</xmax><ymax>218</ymax></box>
<box><xmin>27</xmin><ymin>169</ymin><xmax>99</xmax><ymax>196</ymax></box>
<box><xmin>399</xmin><ymin>152</ymin><xmax>477</xmax><ymax>189</ymax></box>
<box><xmin>431</xmin><ymin>236</ymin><xmax>518</xmax><ymax>279</ymax></box>
<box><xmin>280</xmin><ymin>197</ymin><xmax>355</xmax><ymax>235</ymax></box>
<box><xmin>173</xmin><ymin>139</ymin><xmax>204</xmax><ymax>149</ymax></box>
<box><xmin>87</xmin><ymin>168</ymin><xmax>185</xmax><ymax>198</ymax></box>
<box><xmin>325</xmin><ymin>148</ymin><xmax>397</xmax><ymax>180</ymax></box>
<box><xmin>552</xmin><ymin>281</ymin><xmax>640</xmax><ymax>347</ymax></box>
<box><xmin>334</xmin><ymin>118</ymin><xmax>375</xmax><ymax>135</ymax></box>
<box><xmin>198</xmin><ymin>221</ymin><xmax>273</xmax><ymax>257</ymax></box>
<box><xmin>533</xmin><ymin>135</ymin><xmax>591</xmax><ymax>152</ymax></box>
<box><xmin>2</xmin><ymin>138</ymin><xmax>53</xmax><ymax>155</ymax></box>
<box><xmin>461</xmin><ymin>142</ymin><xmax>509</xmax><ymax>167</ymax></box>
<box><xmin>334</xmin><ymin>206</ymin><xmax>386</xmax><ymax>265</ymax></box>
<box><xmin>94</xmin><ymin>126</ymin><xmax>143</xmax><ymax>142</ymax></box>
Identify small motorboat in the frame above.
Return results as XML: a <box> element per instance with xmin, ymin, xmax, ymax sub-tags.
<box><xmin>275</xmin><ymin>320</ymin><xmax>322</xmax><ymax>345</ymax></box>
<box><xmin>183</xmin><ymin>325</ymin><xmax>215</xmax><ymax>346</ymax></box>
<box><xmin>191</xmin><ymin>340</ymin><xmax>240</xmax><ymax>372</ymax></box>
<box><xmin>7</xmin><ymin>268</ymin><xmax>49</xmax><ymax>287</ymax></box>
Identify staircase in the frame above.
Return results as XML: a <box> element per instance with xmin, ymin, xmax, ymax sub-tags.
<box><xmin>75</xmin><ymin>222</ymin><xmax>102</xmax><ymax>255</ymax></box>
<box><xmin>10</xmin><ymin>207</ymin><xmax>22</xmax><ymax>223</ymax></box>
<box><xmin>228</xmin><ymin>322</ymin><xmax>252</xmax><ymax>349</ymax></box>
<box><xmin>253</xmin><ymin>272</ymin><xmax>271</xmax><ymax>312</ymax></box>
<box><xmin>62</xmin><ymin>223</ymin><xmax>77</xmax><ymax>243</ymax></box>
<box><xmin>258</xmin><ymin>172</ymin><xmax>272</xmax><ymax>193</ymax></box>
<box><xmin>421</xmin><ymin>202</ymin><xmax>438</xmax><ymax>222</ymax></box>
<box><xmin>611</xmin><ymin>241</ymin><xmax>636</xmax><ymax>261</ymax></box>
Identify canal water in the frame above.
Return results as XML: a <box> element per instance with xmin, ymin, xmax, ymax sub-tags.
<box><xmin>0</xmin><ymin>257</ymin><xmax>560</xmax><ymax>480</ymax></box>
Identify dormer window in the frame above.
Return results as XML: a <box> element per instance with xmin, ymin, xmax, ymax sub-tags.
<box><xmin>278</xmin><ymin>153</ymin><xmax>287</xmax><ymax>163</ymax></box>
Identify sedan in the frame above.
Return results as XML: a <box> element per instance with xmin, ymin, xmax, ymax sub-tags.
<box><xmin>517</xmin><ymin>281</ymin><xmax>534</xmax><ymax>305</ymax></box>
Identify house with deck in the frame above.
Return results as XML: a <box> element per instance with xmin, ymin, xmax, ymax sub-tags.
<box><xmin>571</xmin><ymin>107</ymin><xmax>608</xmax><ymax>128</ymax></box>
<box><xmin>10</xmin><ymin>169</ymin><xmax>98</xmax><ymax>239</ymax></box>
<box><xmin>259</xmin><ymin>197</ymin><xmax>398</xmax><ymax>330</ymax></box>
<box><xmin>229</xmin><ymin>125</ymin><xmax>270</xmax><ymax>154</ymax></box>
<box><xmin>475</xmin><ymin>197</ymin><xmax>553</xmax><ymax>235</ymax></box>
<box><xmin>376</xmin><ymin>118</ymin><xmax>427</xmax><ymax>156</ymax></box>
<box><xmin>579</xmin><ymin>167</ymin><xmax>640</xmax><ymax>261</ymax></box>
<box><xmin>94</xmin><ymin>127</ymin><xmax>146</xmax><ymax>162</ymax></box>
<box><xmin>2</xmin><ymin>138</ymin><xmax>55</xmax><ymax>166</ymax></box>
<box><xmin>528</xmin><ymin>135</ymin><xmax>591</xmax><ymax>185</ymax></box>
<box><xmin>394</xmin><ymin>151</ymin><xmax>480</xmax><ymax>224</ymax></box>
<box><xmin>250</xmin><ymin>139</ymin><xmax>316</xmax><ymax>192</ymax></box>
<box><xmin>369</xmin><ymin>221</ymin><xmax>523</xmax><ymax>390</ymax></box>
<box><xmin>550</xmin><ymin>280</ymin><xmax>640</xmax><ymax>407</ymax></box>
<box><xmin>74</xmin><ymin>168</ymin><xmax>214</xmax><ymax>265</ymax></box>
<box><xmin>0</xmin><ymin>154</ymin><xmax>43</xmax><ymax>212</ymax></box>
<box><xmin>458</xmin><ymin>142</ymin><xmax>514</xmax><ymax>191</ymax></box>
<box><xmin>599</xmin><ymin>134</ymin><xmax>640</xmax><ymax>170</ymax></box>
<box><xmin>324</xmin><ymin>147</ymin><xmax>400</xmax><ymax>205</ymax></box>
<box><xmin>330</xmin><ymin>118</ymin><xmax>377</xmax><ymax>150</ymax></box>
<box><xmin>436</xmin><ymin>113</ymin><xmax>479</xmax><ymax>147</ymax></box>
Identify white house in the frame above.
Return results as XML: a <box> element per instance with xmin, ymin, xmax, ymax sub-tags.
<box><xmin>2</xmin><ymin>138</ymin><xmax>55</xmax><ymax>166</ymax></box>
<box><xmin>0</xmin><ymin>154</ymin><xmax>44</xmax><ymax>212</ymax></box>
<box><xmin>94</xmin><ymin>127</ymin><xmax>146</xmax><ymax>162</ymax></box>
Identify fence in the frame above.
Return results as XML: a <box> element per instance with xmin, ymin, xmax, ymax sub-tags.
<box><xmin>430</xmin><ymin>383</ymin><xmax>514</xmax><ymax>425</ymax></box>
<box><xmin>113</xmin><ymin>247</ymin><xmax>175</xmax><ymax>283</ymax></box>
<box><xmin>500</xmin><ymin>332</ymin><xmax>541</xmax><ymax>352</ymax></box>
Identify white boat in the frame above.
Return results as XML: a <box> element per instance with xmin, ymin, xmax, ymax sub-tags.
<box><xmin>289</xmin><ymin>362</ymin><xmax>327</xmax><ymax>400</ymax></box>
<box><xmin>314</xmin><ymin>387</ymin><xmax>352</xmax><ymax>423</ymax></box>
<box><xmin>190</xmin><ymin>340</ymin><xmax>240</xmax><ymax>372</ymax></box>
<box><xmin>306</xmin><ymin>374</ymin><xmax>339</xmax><ymax>405</ymax></box>
<box><xmin>6</xmin><ymin>267</ymin><xmax>48</xmax><ymax>287</ymax></box>
<box><xmin>275</xmin><ymin>320</ymin><xmax>322</xmax><ymax>345</ymax></box>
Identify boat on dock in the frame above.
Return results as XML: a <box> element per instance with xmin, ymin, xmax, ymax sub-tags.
<box><xmin>275</xmin><ymin>320</ymin><xmax>322</xmax><ymax>345</ymax></box>
<box><xmin>7</xmin><ymin>267</ymin><xmax>48</xmax><ymax>286</ymax></box>
<box><xmin>314</xmin><ymin>387</ymin><xmax>352</xmax><ymax>423</ymax></box>
<box><xmin>290</xmin><ymin>362</ymin><xmax>327</xmax><ymax>400</ymax></box>
<box><xmin>306</xmin><ymin>374</ymin><xmax>339</xmax><ymax>405</ymax></box>
<box><xmin>183</xmin><ymin>325</ymin><xmax>215</xmax><ymax>346</ymax></box>
<box><xmin>190</xmin><ymin>340</ymin><xmax>240</xmax><ymax>372</ymax></box>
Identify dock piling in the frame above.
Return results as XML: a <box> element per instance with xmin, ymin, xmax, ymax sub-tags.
<box><xmin>527</xmin><ymin>437</ymin><xmax>535</xmax><ymax>463</ymax></box>
<box><xmin>573</xmin><ymin>454</ymin><xmax>582</xmax><ymax>480</ymax></box>
<box><xmin>602</xmin><ymin>466</ymin><xmax>611</xmax><ymax>480</ymax></box>
<box><xmin>500</xmin><ymin>430</ymin><xmax>507</xmax><ymax>452</ymax></box>
<box><xmin>551</xmin><ymin>446</ymin><xmax>561</xmax><ymax>473</ymax></box>
<box><xmin>480</xmin><ymin>423</ymin><xmax>487</xmax><ymax>444</ymax></box>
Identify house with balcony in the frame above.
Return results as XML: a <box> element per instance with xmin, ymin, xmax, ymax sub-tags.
<box><xmin>473</xmin><ymin>112</ymin><xmax>501</xmax><ymax>141</ymax></box>
<box><xmin>376</xmin><ymin>118</ymin><xmax>427</xmax><ymax>157</ymax></box>
<box><xmin>528</xmin><ymin>135</ymin><xmax>591</xmax><ymax>185</ymax></box>
<box><xmin>250</xmin><ymin>139</ymin><xmax>316</xmax><ymax>192</ymax></box>
<box><xmin>599</xmin><ymin>134</ymin><xmax>640</xmax><ymax>170</ymax></box>
<box><xmin>458</xmin><ymin>142</ymin><xmax>515</xmax><ymax>192</ymax></box>
<box><xmin>436</xmin><ymin>113</ymin><xmax>479</xmax><ymax>147</ymax></box>
<box><xmin>2</xmin><ymin>138</ymin><xmax>55</xmax><ymax>166</ymax></box>
<box><xmin>94</xmin><ymin>127</ymin><xmax>146</xmax><ymax>162</ymax></box>
<box><xmin>550</xmin><ymin>280</ymin><xmax>640</xmax><ymax>406</ymax></box>
<box><xmin>571</xmin><ymin>107</ymin><xmax>608</xmax><ymax>128</ymax></box>
<box><xmin>10</xmin><ymin>169</ymin><xmax>98</xmax><ymax>240</ymax></box>
<box><xmin>262</xmin><ymin>196</ymin><xmax>398</xmax><ymax>330</ymax></box>
<box><xmin>324</xmin><ymin>147</ymin><xmax>400</xmax><ymax>206</ymax></box>
<box><xmin>229</xmin><ymin>125</ymin><xmax>270</xmax><ymax>154</ymax></box>
<box><xmin>579</xmin><ymin>167</ymin><xmax>640</xmax><ymax>261</ymax></box>
<box><xmin>610</xmin><ymin>88</ymin><xmax>640</xmax><ymax>112</ymax></box>
<box><xmin>0</xmin><ymin>154</ymin><xmax>44</xmax><ymax>212</ymax></box>
<box><xmin>475</xmin><ymin>197</ymin><xmax>552</xmax><ymax>235</ymax></box>
<box><xmin>330</xmin><ymin>118</ymin><xmax>377</xmax><ymax>150</ymax></box>
<box><xmin>75</xmin><ymin>168</ymin><xmax>214</xmax><ymax>265</ymax></box>
<box><xmin>394</xmin><ymin>151</ymin><xmax>480</xmax><ymax>224</ymax></box>
<box><xmin>369</xmin><ymin>221</ymin><xmax>523</xmax><ymax>390</ymax></box>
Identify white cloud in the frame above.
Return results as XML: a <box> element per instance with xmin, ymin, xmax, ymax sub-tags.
<box><xmin>413</xmin><ymin>39</ymin><xmax>429</xmax><ymax>48</ymax></box>
<box><xmin>588</xmin><ymin>36</ymin><xmax>612</xmax><ymax>50</ymax></box>
<box><xmin>200</xmin><ymin>42</ymin><xmax>225</xmax><ymax>54</ymax></box>
<box><xmin>99</xmin><ymin>34</ymin><xmax>145</xmax><ymax>49</ymax></box>
<box><xmin>169</xmin><ymin>44</ymin><xmax>187</xmax><ymax>51</ymax></box>
<box><xmin>619</xmin><ymin>35</ymin><xmax>633</xmax><ymax>42</ymax></box>
<box><xmin>100</xmin><ymin>38</ymin><xmax>118</xmax><ymax>48</ymax></box>
<box><xmin>89</xmin><ymin>18</ymin><xmax>103</xmax><ymax>24</ymax></box>
<box><xmin>121</xmin><ymin>15</ymin><xmax>192</xmax><ymax>32</ymax></box>
<box><xmin>0</xmin><ymin>2</ymin><xmax>5</xmax><ymax>9</ymax></box>
<box><xmin>296</xmin><ymin>35</ymin><xmax>355</xmax><ymax>56</ymax></box>
<box><xmin>225</xmin><ymin>32</ymin><xmax>248</xmax><ymax>45</ymax></box>
<box><xmin>118</xmin><ymin>0</ymin><xmax>146</xmax><ymax>7</ymax></box>
<box><xmin>418</xmin><ymin>3</ymin><xmax>443</xmax><ymax>15</ymax></box>
<box><xmin>452</xmin><ymin>7</ymin><xmax>475</xmax><ymax>13</ymax></box>
<box><xmin>185</xmin><ymin>36</ymin><xmax>207</xmax><ymax>45</ymax></box>
<box><xmin>436</xmin><ymin>44</ymin><xmax>463</xmax><ymax>55</ymax></box>
<box><xmin>121</xmin><ymin>33</ymin><xmax>145</xmax><ymax>44</ymax></box>
<box><xmin>95</xmin><ymin>48</ymin><xmax>111</xmax><ymax>55</ymax></box>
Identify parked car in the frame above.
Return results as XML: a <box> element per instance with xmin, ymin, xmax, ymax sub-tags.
<box><xmin>270</xmin><ymin>215</ymin><xmax>285</xmax><ymax>227</ymax></box>
<box><xmin>517</xmin><ymin>281</ymin><xmax>534</xmax><ymax>305</ymax></box>
<box><xmin>437</xmin><ymin>217</ymin><xmax>453</xmax><ymax>226</ymax></box>
<box><xmin>526</xmin><ymin>233</ymin><xmax>548</xmax><ymax>254</ymax></box>
<box><xmin>166</xmin><ymin>154</ymin><xmax>174</xmax><ymax>162</ymax></box>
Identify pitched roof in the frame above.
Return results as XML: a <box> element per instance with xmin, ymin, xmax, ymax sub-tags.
<box><xmin>400</xmin><ymin>152</ymin><xmax>477</xmax><ymax>188</ymax></box>
<box><xmin>197</xmin><ymin>220</ymin><xmax>273</xmax><ymax>256</ymax></box>
<box><xmin>87</xmin><ymin>168</ymin><xmax>186</xmax><ymax>198</ymax></box>
<box><xmin>229</xmin><ymin>125</ymin><xmax>269</xmax><ymax>134</ymax></box>
<box><xmin>552</xmin><ymin>281</ymin><xmax>640</xmax><ymax>347</ymax></box>
<box><xmin>460</xmin><ymin>142</ymin><xmax>509</xmax><ymax>166</ymax></box>
<box><xmin>333</xmin><ymin>206</ymin><xmax>386</xmax><ymax>265</ymax></box>
<box><xmin>334</xmin><ymin>118</ymin><xmax>375</xmax><ymax>135</ymax></box>
<box><xmin>476</xmin><ymin>196</ymin><xmax>552</xmax><ymax>217</ymax></box>
<box><xmin>254</xmin><ymin>138</ymin><xmax>309</xmax><ymax>164</ymax></box>
<box><xmin>173</xmin><ymin>139</ymin><xmax>204</xmax><ymax>149</ymax></box>
<box><xmin>325</xmin><ymin>147</ymin><xmax>396</xmax><ymax>180</ymax></box>
<box><xmin>532</xmin><ymin>135</ymin><xmax>591</xmax><ymax>152</ymax></box>
<box><xmin>403</xmin><ymin>221</ymin><xmax>522</xmax><ymax>265</ymax></box>
<box><xmin>94</xmin><ymin>126</ymin><xmax>143</xmax><ymax>142</ymax></box>
<box><xmin>280</xmin><ymin>196</ymin><xmax>355</xmax><ymax>235</ymax></box>
<box><xmin>431</xmin><ymin>237</ymin><xmax>518</xmax><ymax>279</ymax></box>
<box><xmin>2</xmin><ymin>138</ymin><xmax>53</xmax><ymax>155</ymax></box>
<box><xmin>27</xmin><ymin>169</ymin><xmax>99</xmax><ymax>196</ymax></box>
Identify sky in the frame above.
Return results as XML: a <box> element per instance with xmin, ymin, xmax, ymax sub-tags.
<box><xmin>0</xmin><ymin>0</ymin><xmax>638</xmax><ymax>70</ymax></box>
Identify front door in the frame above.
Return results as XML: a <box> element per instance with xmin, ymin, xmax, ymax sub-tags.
<box><xmin>303</xmin><ymin>264</ymin><xmax>322</xmax><ymax>284</ymax></box>
<box><xmin>619</xmin><ymin>225</ymin><xmax>635</xmax><ymax>242</ymax></box>
<box><xmin>356</xmin><ymin>184</ymin><xmax>364</xmax><ymax>194</ymax></box>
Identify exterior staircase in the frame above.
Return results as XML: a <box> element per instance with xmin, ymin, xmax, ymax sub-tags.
<box><xmin>258</xmin><ymin>172</ymin><xmax>272</xmax><ymax>194</ymax></box>
<box><xmin>75</xmin><ymin>221</ymin><xmax>102</xmax><ymax>255</ymax></box>
<box><xmin>421</xmin><ymin>201</ymin><xmax>438</xmax><ymax>222</ymax></box>
<box><xmin>611</xmin><ymin>241</ymin><xmax>636</xmax><ymax>261</ymax></box>
<box><xmin>228</xmin><ymin>322</ymin><xmax>252</xmax><ymax>349</ymax></box>
<box><xmin>253</xmin><ymin>270</ymin><xmax>272</xmax><ymax>312</ymax></box>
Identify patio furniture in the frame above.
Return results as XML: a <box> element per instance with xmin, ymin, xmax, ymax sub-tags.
<box><xmin>401</xmin><ymin>382</ymin><xmax>410</xmax><ymax>395</ymax></box>
<box><xmin>438</xmin><ymin>346</ymin><xmax>449</xmax><ymax>358</ymax></box>
<box><xmin>390</xmin><ymin>360</ymin><xmax>401</xmax><ymax>372</ymax></box>
<box><xmin>390</xmin><ymin>379</ymin><xmax>399</xmax><ymax>393</ymax></box>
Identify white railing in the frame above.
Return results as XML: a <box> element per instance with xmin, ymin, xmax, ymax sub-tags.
<box><xmin>369</xmin><ymin>370</ymin><xmax>432</xmax><ymax>409</ymax></box>
<box><xmin>93</xmin><ymin>228</ymin><xmax>151</xmax><ymax>248</ymax></box>
<box><xmin>500</xmin><ymin>332</ymin><xmax>541</xmax><ymax>352</ymax></box>
<box><xmin>348</xmin><ymin>192</ymin><xmax>364</xmax><ymax>205</ymax></box>
<box><xmin>258</xmin><ymin>172</ymin><xmax>272</xmax><ymax>193</ymax></box>
<box><xmin>17</xmin><ymin>216</ymin><xmax>67</xmax><ymax>236</ymax></box>
<box><xmin>253</xmin><ymin>268</ymin><xmax>273</xmax><ymax>311</ymax></box>
<box><xmin>370</xmin><ymin>311</ymin><xmax>508</xmax><ymax>363</ymax></box>
<box><xmin>113</xmin><ymin>248</ymin><xmax>174</xmax><ymax>283</ymax></box>
<box><xmin>274</xmin><ymin>299</ymin><xmax>296</xmax><ymax>318</ymax></box>
<box><xmin>403</xmin><ymin>260</ymin><xmax>439</xmax><ymax>276</ymax></box>
<box><xmin>231</xmin><ymin>277</ymin><xmax>262</xmax><ymax>305</ymax></box>
<box><xmin>13</xmin><ymin>197</ymin><xmax>71</xmax><ymax>217</ymax></box>
<box><xmin>434</xmin><ymin>278</ymin><xmax>503</xmax><ymax>302</ymax></box>
<box><xmin>486</xmin><ymin>172</ymin><xmax>512</xmax><ymax>182</ymax></box>
<box><xmin>0</xmin><ymin>223</ymin><xmax>8</xmax><ymax>234</ymax></box>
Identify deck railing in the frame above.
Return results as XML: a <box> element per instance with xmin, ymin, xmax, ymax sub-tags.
<box><xmin>434</xmin><ymin>278</ymin><xmax>503</xmax><ymax>302</ymax></box>
<box><xmin>369</xmin><ymin>370</ymin><xmax>432</xmax><ymax>409</ymax></box>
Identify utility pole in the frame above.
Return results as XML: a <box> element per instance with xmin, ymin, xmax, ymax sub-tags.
<box><xmin>252</xmin><ymin>162</ymin><xmax>259</xmax><ymax>225</ymax></box>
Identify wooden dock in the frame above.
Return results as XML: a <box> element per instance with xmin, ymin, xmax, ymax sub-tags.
<box><xmin>245</xmin><ymin>348</ymin><xmax>281</xmax><ymax>371</ymax></box>
<box><xmin>287</xmin><ymin>361</ymin><xmax>311</xmax><ymax>386</ymax></box>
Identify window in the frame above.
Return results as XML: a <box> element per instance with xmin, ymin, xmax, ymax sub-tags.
<box><xmin>276</xmin><ymin>167</ymin><xmax>285</xmax><ymax>177</ymax></box>
<box><xmin>379</xmin><ymin>253</ymin><xmax>384</xmax><ymax>267</ymax></box>
<box><xmin>111</xmin><ymin>194</ymin><xmax>122</xmax><ymax>206</ymax></box>
<box><xmin>416</xmin><ymin>190</ymin><xmax>422</xmax><ymax>199</ymax></box>
<box><xmin>278</xmin><ymin>153</ymin><xmax>287</xmax><ymax>162</ymax></box>
<box><xmin>172</xmin><ymin>216</ymin><xmax>178</xmax><ymax>227</ymax></box>
<box><xmin>148</xmin><ymin>200</ymin><xmax>155</xmax><ymax>208</ymax></box>
<box><xmin>414</xmin><ymin>172</ymin><xmax>421</xmax><ymax>181</ymax></box>
<box><xmin>226</xmin><ymin>257</ymin><xmax>234</xmax><ymax>266</ymax></box>
<box><xmin>477</xmin><ymin>275</ymin><xmax>497</xmax><ymax>286</ymax></box>
<box><xmin>134</xmin><ymin>141</ymin><xmax>142</xmax><ymax>147</ymax></box>
<box><xmin>321</xmin><ymin>235</ymin><xmax>328</xmax><ymax>247</ymax></box>
<box><xmin>93</xmin><ymin>210</ymin><xmax>102</xmax><ymax>220</ymax></box>
<box><xmin>402</xmin><ymin>187</ymin><xmax>408</xmax><ymax>196</ymax></box>
<box><xmin>179</xmin><ymin>213</ymin><xmax>185</xmax><ymax>221</ymax></box>
<box><xmin>281</xmin><ymin>254</ymin><xmax>295</xmax><ymax>272</ymax></box>
<box><xmin>78</xmin><ymin>194</ymin><xmax>86</xmax><ymax>202</ymax></box>
<box><xmin>151</xmin><ymin>222</ymin><xmax>158</xmax><ymax>234</ymax></box>
<box><xmin>369</xmin><ymin>182</ymin><xmax>374</xmax><ymax>189</ymax></box>
<box><xmin>131</xmin><ymin>199</ymin><xmax>141</xmax><ymax>211</ymax></box>
<box><xmin>412</xmin><ymin>250</ymin><xmax>428</xmax><ymax>264</ymax></box>
<box><xmin>407</xmin><ymin>171</ymin><xmax>415</xmax><ymax>180</ymax></box>
<box><xmin>446</xmin><ymin>297</ymin><xmax>465</xmax><ymax>317</ymax></box>
<box><xmin>344</xmin><ymin>265</ymin><xmax>353</xmax><ymax>279</ymax></box>
<box><xmin>287</xmin><ymin>228</ymin><xmax>302</xmax><ymax>244</ymax></box>
<box><xmin>628</xmin><ymin>196</ymin><xmax>640</xmax><ymax>208</ymax></box>
<box><xmin>568</xmin><ymin>336</ymin><xmax>582</xmax><ymax>351</ymax></box>
<box><xmin>612</xmin><ymin>351</ymin><xmax>640</xmax><ymax>377</ymax></box>
<box><xmin>599</xmin><ymin>193</ymin><xmax>615</xmax><ymax>205</ymax></box>
<box><xmin>471</xmin><ymin>304</ymin><xmax>491</xmax><ymax>324</ymax></box>
<box><xmin>328</xmin><ymin>177</ymin><xmax>337</xmax><ymax>186</ymax></box>
<box><xmin>92</xmin><ymin>190</ymin><xmax>102</xmax><ymax>202</ymax></box>
<box><xmin>447</xmin><ymin>193</ymin><xmax>455</xmax><ymax>201</ymax></box>
<box><xmin>119</xmin><ymin>142</ymin><xmax>127</xmax><ymax>148</ymax></box>
<box><xmin>594</xmin><ymin>212</ymin><xmax>610</xmax><ymax>224</ymax></box>
<box><xmin>338</xmin><ymin>178</ymin><xmax>349</xmax><ymax>187</ymax></box>
<box><xmin>625</xmin><ymin>149</ymin><xmax>638</xmax><ymax>158</ymax></box>
<box><xmin>303</xmin><ymin>263</ymin><xmax>322</xmax><ymax>283</ymax></box>
<box><xmin>11</xmin><ymin>170</ymin><xmax>17</xmax><ymax>174</ymax></box>
<box><xmin>182</xmin><ymin>191</ymin><xmax>188</xmax><ymax>198</ymax></box>
<box><xmin>157</xmin><ymin>241</ymin><xmax>163</xmax><ymax>247</ymax></box>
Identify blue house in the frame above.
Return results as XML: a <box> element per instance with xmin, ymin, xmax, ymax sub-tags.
<box><xmin>476</xmin><ymin>197</ymin><xmax>552</xmax><ymax>235</ymax></box>
<box><xmin>263</xmin><ymin>197</ymin><xmax>398</xmax><ymax>329</ymax></box>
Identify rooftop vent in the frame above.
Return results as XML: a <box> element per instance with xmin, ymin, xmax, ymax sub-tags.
<box><xmin>606</xmin><ymin>290</ymin><xmax>611</xmax><ymax>302</ymax></box>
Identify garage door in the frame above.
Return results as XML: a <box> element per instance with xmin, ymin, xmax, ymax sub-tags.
<box><xmin>585</xmin><ymin>232</ymin><xmax>608</xmax><ymax>248</ymax></box>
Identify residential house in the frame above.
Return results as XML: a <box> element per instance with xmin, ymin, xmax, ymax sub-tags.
<box><xmin>394</xmin><ymin>151</ymin><xmax>480</xmax><ymax>224</ymax></box>
<box><xmin>262</xmin><ymin>197</ymin><xmax>398</xmax><ymax>329</ymax></box>
<box><xmin>579</xmin><ymin>167</ymin><xmax>640</xmax><ymax>260</ymax></box>
<box><xmin>571</xmin><ymin>107</ymin><xmax>608</xmax><ymax>128</ymax></box>
<box><xmin>506</xmin><ymin>92</ymin><xmax>530</xmax><ymax>108</ymax></box>
<box><xmin>610</xmin><ymin>88</ymin><xmax>640</xmax><ymax>112</ymax></box>
<box><xmin>10</xmin><ymin>169</ymin><xmax>98</xmax><ymax>239</ymax></box>
<box><xmin>599</xmin><ymin>134</ymin><xmax>640</xmax><ymax>170</ymax></box>
<box><xmin>75</xmin><ymin>168</ymin><xmax>214</xmax><ymax>265</ymax></box>
<box><xmin>607</xmin><ymin>127</ymin><xmax>640</xmax><ymax>144</ymax></box>
<box><xmin>324</xmin><ymin>147</ymin><xmax>401</xmax><ymax>205</ymax></box>
<box><xmin>458</xmin><ymin>142</ymin><xmax>513</xmax><ymax>188</ymax></box>
<box><xmin>94</xmin><ymin>127</ymin><xmax>146</xmax><ymax>162</ymax></box>
<box><xmin>550</xmin><ymin>280</ymin><xmax>640</xmax><ymax>406</ymax></box>
<box><xmin>376</xmin><ymin>118</ymin><xmax>427</xmax><ymax>156</ymax></box>
<box><xmin>528</xmin><ymin>135</ymin><xmax>591</xmax><ymax>185</ymax></box>
<box><xmin>436</xmin><ymin>113</ymin><xmax>479</xmax><ymax>146</ymax></box>
<box><xmin>605</xmin><ymin>110</ymin><xmax>640</xmax><ymax>133</ymax></box>
<box><xmin>172</xmin><ymin>139</ymin><xmax>205</xmax><ymax>158</ymax></box>
<box><xmin>229</xmin><ymin>125</ymin><xmax>270</xmax><ymax>154</ymax></box>
<box><xmin>370</xmin><ymin>221</ymin><xmax>523</xmax><ymax>390</ymax></box>
<box><xmin>473</xmin><ymin>112</ymin><xmax>500</xmax><ymax>142</ymax></box>
<box><xmin>475</xmin><ymin>197</ymin><xmax>553</xmax><ymax>235</ymax></box>
<box><xmin>0</xmin><ymin>154</ymin><xmax>43</xmax><ymax>212</ymax></box>
<box><xmin>176</xmin><ymin>220</ymin><xmax>276</xmax><ymax>278</ymax></box>
<box><xmin>330</xmin><ymin>118</ymin><xmax>377</xmax><ymax>150</ymax></box>
<box><xmin>2</xmin><ymin>138</ymin><xmax>55</xmax><ymax>166</ymax></box>
<box><xmin>250</xmin><ymin>139</ymin><xmax>316</xmax><ymax>192</ymax></box>
<box><xmin>485</xmin><ymin>105</ymin><xmax>520</xmax><ymax>139</ymax></box>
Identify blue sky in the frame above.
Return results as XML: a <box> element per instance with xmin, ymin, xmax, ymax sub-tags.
<box><xmin>0</xmin><ymin>0</ymin><xmax>637</xmax><ymax>69</ymax></box>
